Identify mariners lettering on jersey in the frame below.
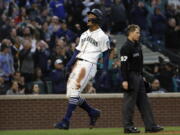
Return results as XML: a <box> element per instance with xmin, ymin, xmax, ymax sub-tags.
<box><xmin>76</xmin><ymin>28</ymin><xmax>110</xmax><ymax>63</ymax></box>
<box><xmin>81</xmin><ymin>36</ymin><xmax>98</xmax><ymax>47</ymax></box>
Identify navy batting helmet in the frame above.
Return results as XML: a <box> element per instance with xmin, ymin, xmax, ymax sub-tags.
<box><xmin>87</xmin><ymin>9</ymin><xmax>103</xmax><ymax>24</ymax></box>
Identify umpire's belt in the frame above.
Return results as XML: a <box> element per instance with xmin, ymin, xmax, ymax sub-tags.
<box><xmin>77</xmin><ymin>58</ymin><xmax>95</xmax><ymax>64</ymax></box>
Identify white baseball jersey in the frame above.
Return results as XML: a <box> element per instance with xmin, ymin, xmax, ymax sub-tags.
<box><xmin>66</xmin><ymin>28</ymin><xmax>110</xmax><ymax>98</ymax></box>
<box><xmin>76</xmin><ymin>28</ymin><xmax>110</xmax><ymax>63</ymax></box>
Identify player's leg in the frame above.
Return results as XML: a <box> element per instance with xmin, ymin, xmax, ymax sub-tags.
<box><xmin>66</xmin><ymin>60</ymin><xmax>96</xmax><ymax>98</ymax></box>
<box><xmin>66</xmin><ymin>60</ymin><xmax>100</xmax><ymax>127</ymax></box>
<box><xmin>75</xmin><ymin>61</ymin><xmax>100</xmax><ymax>128</ymax></box>
<box><xmin>54</xmin><ymin>61</ymin><xmax>82</xmax><ymax>129</ymax></box>
<box><xmin>79</xmin><ymin>97</ymin><xmax>101</xmax><ymax>128</ymax></box>
<box><xmin>55</xmin><ymin>61</ymin><xmax>99</xmax><ymax>129</ymax></box>
<box><xmin>54</xmin><ymin>97</ymin><xmax>78</xmax><ymax>129</ymax></box>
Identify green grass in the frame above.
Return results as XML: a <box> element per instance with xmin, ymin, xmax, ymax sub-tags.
<box><xmin>0</xmin><ymin>127</ymin><xmax>180</xmax><ymax>135</ymax></box>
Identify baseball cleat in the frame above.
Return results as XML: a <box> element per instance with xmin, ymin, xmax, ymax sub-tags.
<box><xmin>54</xmin><ymin>120</ymin><xmax>69</xmax><ymax>130</ymax></box>
<box><xmin>89</xmin><ymin>109</ymin><xmax>101</xmax><ymax>129</ymax></box>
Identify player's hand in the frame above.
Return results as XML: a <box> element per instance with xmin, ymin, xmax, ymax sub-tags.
<box><xmin>122</xmin><ymin>81</ymin><xmax>128</xmax><ymax>90</ymax></box>
<box><xmin>76</xmin><ymin>83</ymin><xmax>81</xmax><ymax>89</ymax></box>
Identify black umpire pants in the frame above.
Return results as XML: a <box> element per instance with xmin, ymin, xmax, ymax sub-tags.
<box><xmin>122</xmin><ymin>72</ymin><xmax>156</xmax><ymax>129</ymax></box>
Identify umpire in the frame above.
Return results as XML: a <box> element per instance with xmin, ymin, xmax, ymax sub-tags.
<box><xmin>120</xmin><ymin>24</ymin><xmax>163</xmax><ymax>133</ymax></box>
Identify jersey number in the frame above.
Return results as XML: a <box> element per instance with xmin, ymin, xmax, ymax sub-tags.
<box><xmin>121</xmin><ymin>56</ymin><xmax>128</xmax><ymax>61</ymax></box>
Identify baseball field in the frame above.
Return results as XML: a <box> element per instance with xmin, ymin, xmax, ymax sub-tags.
<box><xmin>1</xmin><ymin>127</ymin><xmax>180</xmax><ymax>135</ymax></box>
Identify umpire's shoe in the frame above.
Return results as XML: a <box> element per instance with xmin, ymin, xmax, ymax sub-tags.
<box><xmin>89</xmin><ymin>109</ymin><xmax>101</xmax><ymax>129</ymax></box>
<box><xmin>124</xmin><ymin>127</ymin><xmax>140</xmax><ymax>133</ymax></box>
<box><xmin>145</xmin><ymin>125</ymin><xmax>164</xmax><ymax>133</ymax></box>
<box><xmin>54</xmin><ymin>119</ymin><xmax>69</xmax><ymax>130</ymax></box>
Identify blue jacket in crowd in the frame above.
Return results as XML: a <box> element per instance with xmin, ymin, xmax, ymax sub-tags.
<box><xmin>0</xmin><ymin>52</ymin><xmax>14</xmax><ymax>80</ymax></box>
<box><xmin>49</xmin><ymin>0</ymin><xmax>66</xmax><ymax>19</ymax></box>
<box><xmin>55</xmin><ymin>28</ymin><xmax>76</xmax><ymax>42</ymax></box>
<box><xmin>131</xmin><ymin>6</ymin><xmax>148</xmax><ymax>30</ymax></box>
<box><xmin>50</xmin><ymin>69</ymin><xmax>66</xmax><ymax>94</ymax></box>
<box><xmin>151</xmin><ymin>13</ymin><xmax>167</xmax><ymax>35</ymax></box>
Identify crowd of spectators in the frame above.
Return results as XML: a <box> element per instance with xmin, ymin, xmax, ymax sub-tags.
<box><xmin>149</xmin><ymin>62</ymin><xmax>180</xmax><ymax>92</ymax></box>
<box><xmin>0</xmin><ymin>0</ymin><xmax>180</xmax><ymax>95</ymax></box>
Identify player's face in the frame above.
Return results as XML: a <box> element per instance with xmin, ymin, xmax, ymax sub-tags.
<box><xmin>131</xmin><ymin>28</ymin><xmax>140</xmax><ymax>41</ymax></box>
<box><xmin>87</xmin><ymin>13</ymin><xmax>97</xmax><ymax>27</ymax></box>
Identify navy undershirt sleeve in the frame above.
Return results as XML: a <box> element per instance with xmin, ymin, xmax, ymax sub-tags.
<box><xmin>66</xmin><ymin>49</ymin><xmax>80</xmax><ymax>69</ymax></box>
<box><xmin>103</xmin><ymin>50</ymin><xmax>109</xmax><ymax>71</ymax></box>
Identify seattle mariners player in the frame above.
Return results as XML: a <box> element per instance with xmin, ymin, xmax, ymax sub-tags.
<box><xmin>54</xmin><ymin>8</ymin><xmax>110</xmax><ymax>129</ymax></box>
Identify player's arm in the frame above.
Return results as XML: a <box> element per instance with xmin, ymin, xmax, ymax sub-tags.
<box><xmin>120</xmin><ymin>46</ymin><xmax>130</xmax><ymax>90</ymax></box>
<box><xmin>99</xmin><ymin>35</ymin><xmax>110</xmax><ymax>81</ymax></box>
<box><xmin>102</xmin><ymin>50</ymin><xmax>109</xmax><ymax>71</ymax></box>
<box><xmin>66</xmin><ymin>49</ymin><xmax>80</xmax><ymax>70</ymax></box>
<box><xmin>66</xmin><ymin>34</ymin><xmax>83</xmax><ymax>70</ymax></box>
<box><xmin>98</xmin><ymin>49</ymin><xmax>109</xmax><ymax>79</ymax></box>
<box><xmin>100</xmin><ymin>36</ymin><xmax>110</xmax><ymax>71</ymax></box>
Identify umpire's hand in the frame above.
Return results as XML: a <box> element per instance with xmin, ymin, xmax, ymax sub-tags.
<box><xmin>122</xmin><ymin>81</ymin><xmax>128</xmax><ymax>90</ymax></box>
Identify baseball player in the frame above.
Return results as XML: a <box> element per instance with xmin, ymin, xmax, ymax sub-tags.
<box><xmin>54</xmin><ymin>9</ymin><xmax>110</xmax><ymax>129</ymax></box>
